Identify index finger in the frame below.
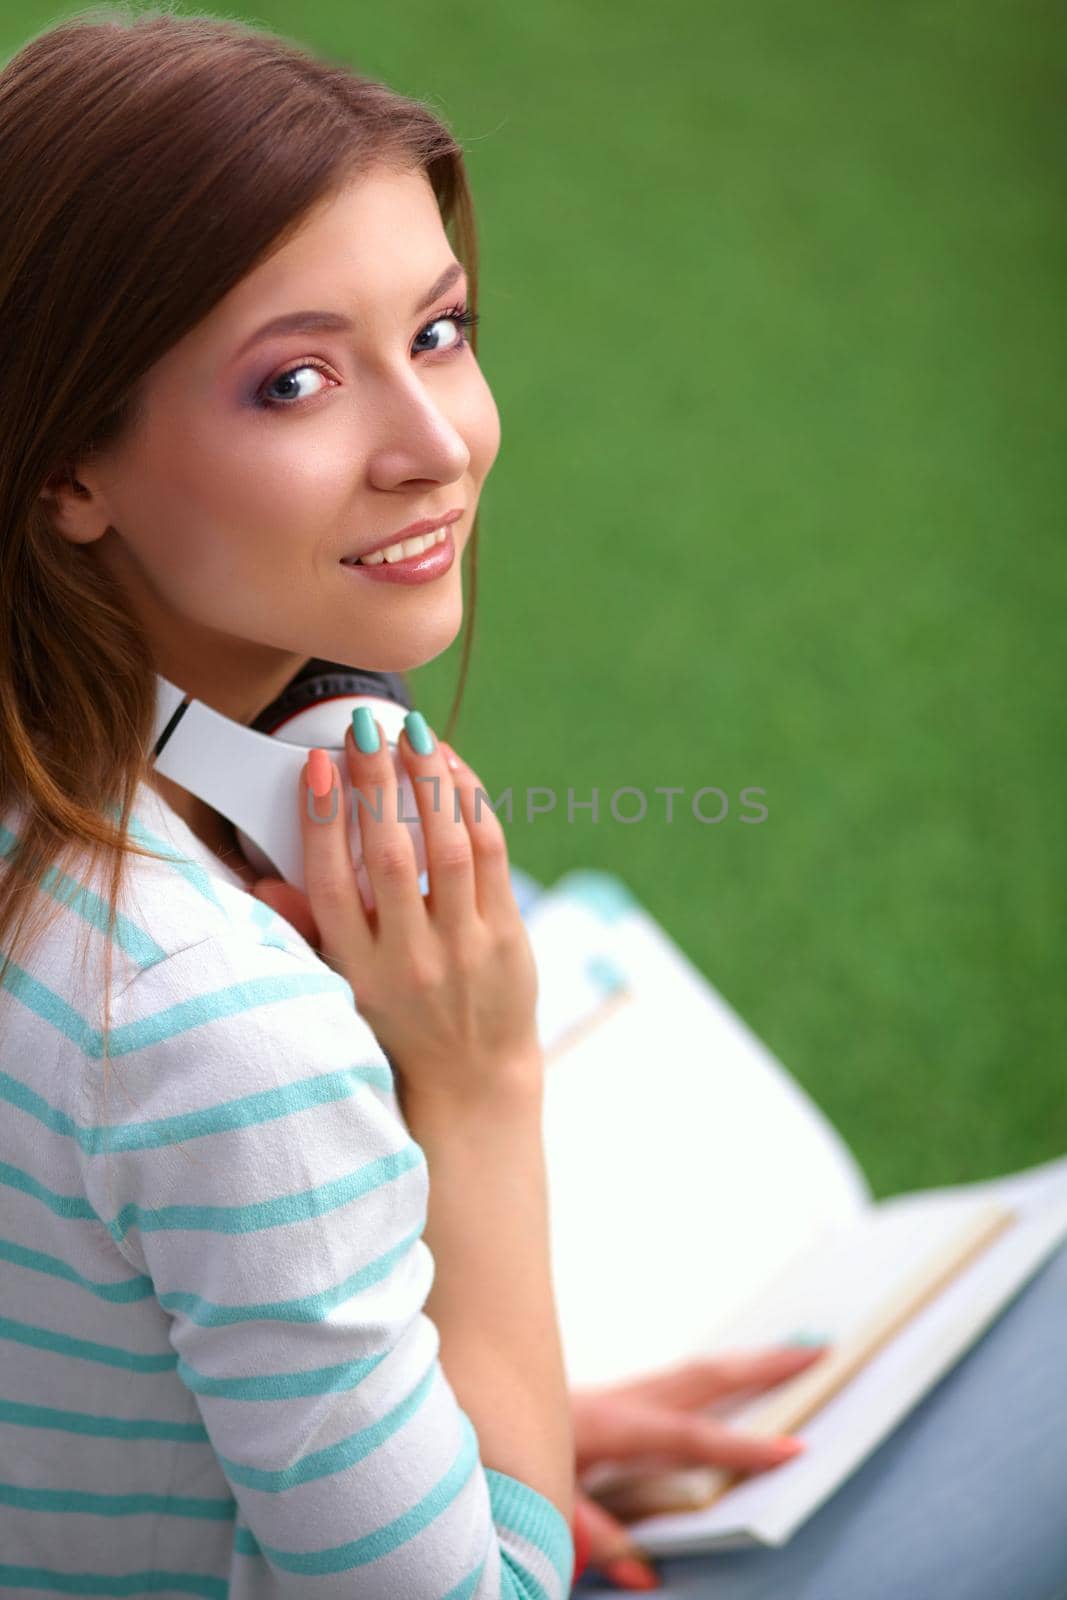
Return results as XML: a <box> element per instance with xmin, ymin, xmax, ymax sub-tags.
<box><xmin>616</xmin><ymin>1345</ymin><xmax>832</xmax><ymax>1411</ymax></box>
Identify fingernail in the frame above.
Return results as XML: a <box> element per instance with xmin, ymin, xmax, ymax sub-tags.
<box><xmin>305</xmin><ymin>750</ymin><xmax>338</xmax><ymax>822</ymax></box>
<box><xmin>307</xmin><ymin>748</ymin><xmax>333</xmax><ymax>798</ymax></box>
<box><xmin>404</xmin><ymin>709</ymin><xmax>434</xmax><ymax>755</ymax></box>
<box><xmin>603</xmin><ymin>1555</ymin><xmax>660</xmax><ymax>1590</ymax></box>
<box><xmin>769</xmin><ymin>1436</ymin><xmax>806</xmax><ymax>1460</ymax></box>
<box><xmin>439</xmin><ymin>741</ymin><xmax>461</xmax><ymax>772</ymax></box>
<box><xmin>352</xmin><ymin>706</ymin><xmax>381</xmax><ymax>754</ymax></box>
<box><xmin>786</xmin><ymin>1331</ymin><xmax>832</xmax><ymax>1346</ymax></box>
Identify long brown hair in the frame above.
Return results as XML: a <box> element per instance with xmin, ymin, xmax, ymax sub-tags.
<box><xmin>0</xmin><ymin>5</ymin><xmax>480</xmax><ymax>1149</ymax></box>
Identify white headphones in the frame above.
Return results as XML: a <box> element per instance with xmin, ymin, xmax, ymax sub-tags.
<box><xmin>149</xmin><ymin>661</ymin><xmax>429</xmax><ymax>905</ymax></box>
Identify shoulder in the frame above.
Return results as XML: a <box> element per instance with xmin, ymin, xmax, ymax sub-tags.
<box><xmin>2</xmin><ymin>787</ymin><xmax>387</xmax><ymax>1090</ymax></box>
<box><xmin>75</xmin><ymin>921</ymin><xmax>416</xmax><ymax>1288</ymax></box>
<box><xmin>115</xmin><ymin>784</ymin><xmax>310</xmax><ymax>968</ymax></box>
<box><xmin>91</xmin><ymin>921</ymin><xmax>395</xmax><ymax>1128</ymax></box>
<box><xmin>112</xmin><ymin>922</ymin><xmax>375</xmax><ymax>1071</ymax></box>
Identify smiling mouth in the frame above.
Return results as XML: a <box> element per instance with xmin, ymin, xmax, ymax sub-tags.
<box><xmin>341</xmin><ymin>526</ymin><xmax>451</xmax><ymax>566</ymax></box>
<box><xmin>339</xmin><ymin>524</ymin><xmax>456</xmax><ymax>585</ymax></box>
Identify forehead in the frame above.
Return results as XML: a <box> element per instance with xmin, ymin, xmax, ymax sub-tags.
<box><xmin>180</xmin><ymin>165</ymin><xmax>449</xmax><ymax>361</ymax></box>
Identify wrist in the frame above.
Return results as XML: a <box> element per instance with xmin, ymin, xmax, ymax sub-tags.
<box><xmin>398</xmin><ymin>1047</ymin><xmax>544</xmax><ymax>1128</ymax></box>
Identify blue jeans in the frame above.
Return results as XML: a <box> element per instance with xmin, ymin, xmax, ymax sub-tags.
<box><xmin>574</xmin><ymin>1238</ymin><xmax>1067</xmax><ymax>1600</ymax></box>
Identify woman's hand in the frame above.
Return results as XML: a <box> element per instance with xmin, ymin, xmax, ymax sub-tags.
<box><xmin>253</xmin><ymin>723</ymin><xmax>542</xmax><ymax>1108</ymax></box>
<box><xmin>252</xmin><ymin>800</ymin><xmax>831</xmax><ymax>1585</ymax></box>
<box><xmin>570</xmin><ymin>1343</ymin><xmax>831</xmax><ymax>1590</ymax></box>
<box><xmin>250</xmin><ymin>738</ymin><xmax>472</xmax><ymax>952</ymax></box>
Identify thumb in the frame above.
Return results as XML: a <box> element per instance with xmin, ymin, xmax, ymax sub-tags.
<box><xmin>250</xmin><ymin>877</ymin><xmax>320</xmax><ymax>945</ymax></box>
<box><xmin>574</xmin><ymin>1488</ymin><xmax>654</xmax><ymax>1572</ymax></box>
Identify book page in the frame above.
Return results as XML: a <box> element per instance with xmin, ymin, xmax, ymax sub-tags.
<box><xmin>582</xmin><ymin>1191</ymin><xmax>1014</xmax><ymax>1518</ymax></box>
<box><xmin>523</xmin><ymin>872</ymin><xmax>872</xmax><ymax>1388</ymax></box>
<box><xmin>607</xmin><ymin>1155</ymin><xmax>1067</xmax><ymax>1554</ymax></box>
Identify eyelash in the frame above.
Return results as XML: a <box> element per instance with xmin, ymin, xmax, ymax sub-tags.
<box><xmin>254</xmin><ymin>301</ymin><xmax>480</xmax><ymax>410</ymax></box>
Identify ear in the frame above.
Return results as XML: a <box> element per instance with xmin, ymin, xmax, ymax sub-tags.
<box><xmin>37</xmin><ymin>465</ymin><xmax>109</xmax><ymax>546</ymax></box>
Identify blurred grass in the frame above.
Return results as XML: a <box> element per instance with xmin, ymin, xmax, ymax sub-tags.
<box><xmin>16</xmin><ymin>0</ymin><xmax>1064</xmax><ymax>1197</ymax></box>
<box><xmin>412</xmin><ymin>0</ymin><xmax>1067</xmax><ymax>1198</ymax></box>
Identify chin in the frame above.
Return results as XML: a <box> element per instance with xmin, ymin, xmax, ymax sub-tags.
<box><xmin>340</xmin><ymin>603</ymin><xmax>464</xmax><ymax>676</ymax></box>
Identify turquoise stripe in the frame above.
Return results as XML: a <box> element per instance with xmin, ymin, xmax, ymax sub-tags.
<box><xmin>0</xmin><ymin>823</ymin><xmax>167</xmax><ymax>969</ymax></box>
<box><xmin>246</xmin><ymin>893</ymin><xmax>291</xmax><ymax>950</ymax></box>
<box><xmin>0</xmin><ymin>1400</ymin><xmax>570</xmax><ymax>1595</ymax></box>
<box><xmin>0</xmin><ymin>1070</ymin><xmax>90</xmax><ymax>1142</ymax></box>
<box><xmin>0</xmin><ymin>1237</ymin><xmax>154</xmax><ymax>1303</ymax></box>
<box><xmin>0</xmin><ymin>1313</ymin><xmax>395</xmax><ymax>1400</ymax></box>
<box><xmin>1</xmin><ymin>1160</ymin><xmax>100</xmax><ymax>1223</ymax></box>
<box><xmin>84</xmin><ymin>1064</ymin><xmax>395</xmax><ymax>1154</ymax></box>
<box><xmin>0</xmin><ymin>962</ymin><xmax>101</xmax><ymax>1054</ymax></box>
<box><xmin>177</xmin><ymin>1344</ymin><xmax>390</xmax><ymax>1401</ymax></box>
<box><xmin>0</xmin><ymin>1481</ymin><xmax>234</xmax><ymax>1521</ymax></box>
<box><xmin>234</xmin><ymin>1408</ymin><xmax>480</xmax><ymax>1574</ymax></box>
<box><xmin>104</xmin><ymin>1141</ymin><xmax>425</xmax><ymax>1248</ymax></box>
<box><xmin>486</xmin><ymin>1466</ymin><xmax>575</xmax><ymax>1598</ymax></box>
<box><xmin>121</xmin><ymin>809</ymin><xmax>224</xmax><ymax>912</ymax></box>
<box><xmin>98</xmin><ymin>969</ymin><xmax>356</xmax><ymax>1058</ymax></box>
<box><xmin>0</xmin><ymin>1315</ymin><xmax>177</xmax><ymax>1374</ymax></box>
<box><xmin>0</xmin><ymin>1564</ymin><xmax>226</xmax><ymax>1597</ymax></box>
<box><xmin>499</xmin><ymin>1551</ymin><xmax>554</xmax><ymax>1600</ymax></box>
<box><xmin>0</xmin><ymin>962</ymin><xmax>355</xmax><ymax>1059</ymax></box>
<box><xmin>0</xmin><ymin>1395</ymin><xmax>208</xmax><ymax>1444</ymax></box>
<box><xmin>0</xmin><ymin>1350</ymin><xmax>436</xmax><ymax>1484</ymax></box>
<box><xmin>0</xmin><ymin>1375</ymin><xmax>443</xmax><ymax>1464</ymax></box>
<box><xmin>2</xmin><ymin>1147</ymin><xmax>426</xmax><ymax>1308</ymax></box>
<box><xmin>0</xmin><ymin>1061</ymin><xmax>393</xmax><ymax>1158</ymax></box>
<box><xmin>0</xmin><ymin>1411</ymin><xmax>499</xmax><ymax>1587</ymax></box>
<box><xmin>440</xmin><ymin>1558</ymin><xmax>487</xmax><ymax>1600</ymax></box>
<box><xmin>156</xmin><ymin>1221</ymin><xmax>426</xmax><ymax>1327</ymax></box>
<box><xmin>216</xmin><ymin>1356</ymin><xmax>437</xmax><ymax>1491</ymax></box>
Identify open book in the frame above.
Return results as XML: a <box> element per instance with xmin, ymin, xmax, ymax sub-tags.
<box><xmin>520</xmin><ymin>869</ymin><xmax>1067</xmax><ymax>1556</ymax></box>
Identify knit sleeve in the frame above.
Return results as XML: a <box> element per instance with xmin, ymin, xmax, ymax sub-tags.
<box><xmin>76</xmin><ymin>930</ymin><xmax>575</xmax><ymax>1599</ymax></box>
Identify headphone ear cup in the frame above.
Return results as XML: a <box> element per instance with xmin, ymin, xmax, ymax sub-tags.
<box><xmin>234</xmin><ymin>667</ymin><xmax>426</xmax><ymax>901</ymax></box>
<box><xmin>250</xmin><ymin>661</ymin><xmax>414</xmax><ymax>735</ymax></box>
<box><xmin>372</xmin><ymin>670</ymin><xmax>415</xmax><ymax>713</ymax></box>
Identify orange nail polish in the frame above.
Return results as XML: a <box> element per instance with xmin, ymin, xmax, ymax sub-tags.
<box><xmin>770</xmin><ymin>1437</ymin><xmax>806</xmax><ymax>1461</ymax></box>
<box><xmin>307</xmin><ymin>748</ymin><xmax>333</xmax><ymax>799</ymax></box>
<box><xmin>603</xmin><ymin>1555</ymin><xmax>660</xmax><ymax>1590</ymax></box>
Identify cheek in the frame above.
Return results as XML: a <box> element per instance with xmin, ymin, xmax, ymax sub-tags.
<box><xmin>150</xmin><ymin>521</ymin><xmax>324</xmax><ymax>637</ymax></box>
<box><xmin>162</xmin><ymin>413</ymin><xmax>351</xmax><ymax>532</ymax></box>
<box><xmin>126</xmin><ymin>416</ymin><xmax>351</xmax><ymax>591</ymax></box>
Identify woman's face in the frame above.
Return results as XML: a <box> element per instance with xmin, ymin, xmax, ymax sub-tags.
<box><xmin>54</xmin><ymin>164</ymin><xmax>500</xmax><ymax>721</ymax></box>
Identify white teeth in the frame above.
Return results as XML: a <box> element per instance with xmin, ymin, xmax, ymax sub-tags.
<box><xmin>351</xmin><ymin>526</ymin><xmax>448</xmax><ymax>566</ymax></box>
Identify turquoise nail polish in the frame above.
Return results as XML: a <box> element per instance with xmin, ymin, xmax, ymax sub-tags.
<box><xmin>786</xmin><ymin>1331</ymin><xmax>832</xmax><ymax>1346</ymax></box>
<box><xmin>352</xmin><ymin>706</ymin><xmax>380</xmax><ymax>754</ymax></box>
<box><xmin>404</xmin><ymin>710</ymin><xmax>434</xmax><ymax>755</ymax></box>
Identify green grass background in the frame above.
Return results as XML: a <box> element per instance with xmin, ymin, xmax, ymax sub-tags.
<box><xmin>15</xmin><ymin>0</ymin><xmax>1065</xmax><ymax>1198</ymax></box>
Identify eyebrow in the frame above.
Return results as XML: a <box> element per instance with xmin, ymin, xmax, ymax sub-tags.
<box><xmin>234</xmin><ymin>260</ymin><xmax>467</xmax><ymax>360</ymax></box>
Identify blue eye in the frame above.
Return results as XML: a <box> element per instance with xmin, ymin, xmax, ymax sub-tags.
<box><xmin>255</xmin><ymin>302</ymin><xmax>480</xmax><ymax>410</ymax></box>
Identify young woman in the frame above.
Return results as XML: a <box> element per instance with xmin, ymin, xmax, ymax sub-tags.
<box><xmin>0</xmin><ymin>9</ymin><xmax>832</xmax><ymax>1594</ymax></box>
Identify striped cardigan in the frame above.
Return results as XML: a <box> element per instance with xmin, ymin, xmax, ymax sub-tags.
<box><xmin>0</xmin><ymin>780</ymin><xmax>574</xmax><ymax>1597</ymax></box>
